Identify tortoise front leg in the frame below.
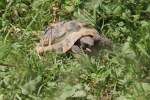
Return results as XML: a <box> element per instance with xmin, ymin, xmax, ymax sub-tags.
<box><xmin>71</xmin><ymin>45</ymin><xmax>81</xmax><ymax>53</ymax></box>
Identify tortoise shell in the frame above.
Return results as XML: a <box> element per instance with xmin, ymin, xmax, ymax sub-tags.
<box><xmin>36</xmin><ymin>20</ymin><xmax>112</xmax><ymax>54</ymax></box>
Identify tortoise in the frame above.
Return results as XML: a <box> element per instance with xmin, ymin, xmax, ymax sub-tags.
<box><xmin>36</xmin><ymin>20</ymin><xmax>112</xmax><ymax>54</ymax></box>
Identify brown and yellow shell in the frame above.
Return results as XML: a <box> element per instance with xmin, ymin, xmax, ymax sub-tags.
<box><xmin>35</xmin><ymin>20</ymin><xmax>111</xmax><ymax>54</ymax></box>
<box><xmin>36</xmin><ymin>29</ymin><xmax>101</xmax><ymax>54</ymax></box>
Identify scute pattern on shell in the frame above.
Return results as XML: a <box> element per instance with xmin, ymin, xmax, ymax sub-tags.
<box><xmin>36</xmin><ymin>20</ymin><xmax>112</xmax><ymax>54</ymax></box>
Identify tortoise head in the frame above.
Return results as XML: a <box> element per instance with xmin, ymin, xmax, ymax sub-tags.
<box><xmin>79</xmin><ymin>36</ymin><xmax>94</xmax><ymax>52</ymax></box>
<box><xmin>79</xmin><ymin>35</ymin><xmax>112</xmax><ymax>53</ymax></box>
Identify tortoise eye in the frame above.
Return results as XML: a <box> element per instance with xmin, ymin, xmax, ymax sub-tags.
<box><xmin>80</xmin><ymin>43</ymin><xmax>91</xmax><ymax>49</ymax></box>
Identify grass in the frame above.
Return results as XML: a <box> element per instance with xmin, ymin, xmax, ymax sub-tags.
<box><xmin>0</xmin><ymin>0</ymin><xmax>150</xmax><ymax>100</ymax></box>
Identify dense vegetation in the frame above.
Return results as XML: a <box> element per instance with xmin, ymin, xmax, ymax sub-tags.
<box><xmin>0</xmin><ymin>0</ymin><xmax>150</xmax><ymax>99</ymax></box>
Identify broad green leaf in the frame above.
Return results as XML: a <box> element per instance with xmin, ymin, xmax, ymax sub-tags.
<box><xmin>0</xmin><ymin>94</ymin><xmax>4</xmax><ymax>100</ymax></box>
<box><xmin>58</xmin><ymin>85</ymin><xmax>76</xmax><ymax>100</ymax></box>
<box><xmin>146</xmin><ymin>5</ymin><xmax>150</xmax><ymax>12</ymax></box>
<box><xmin>141</xmin><ymin>21</ymin><xmax>149</xmax><ymax>27</ymax></box>
<box><xmin>21</xmin><ymin>76</ymin><xmax>42</xmax><ymax>95</ymax></box>
<box><xmin>72</xmin><ymin>90</ymin><xmax>86</xmax><ymax>97</ymax></box>
<box><xmin>138</xmin><ymin>83</ymin><xmax>150</xmax><ymax>92</ymax></box>
<box><xmin>113</xmin><ymin>6</ymin><xmax>122</xmax><ymax>15</ymax></box>
<box><xmin>65</xmin><ymin>6</ymin><xmax>75</xmax><ymax>12</ymax></box>
<box><xmin>133</xmin><ymin>15</ymin><xmax>140</xmax><ymax>21</ymax></box>
<box><xmin>116</xmin><ymin>96</ymin><xmax>129</xmax><ymax>100</ymax></box>
<box><xmin>32</xmin><ymin>0</ymin><xmax>48</xmax><ymax>10</ymax></box>
<box><xmin>87</xmin><ymin>95</ymin><xmax>96</xmax><ymax>100</ymax></box>
<box><xmin>136</xmin><ymin>43</ymin><xmax>150</xmax><ymax>58</ymax></box>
